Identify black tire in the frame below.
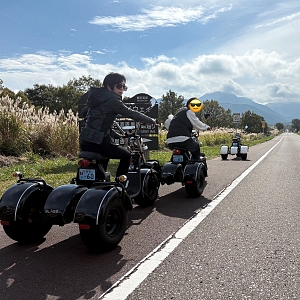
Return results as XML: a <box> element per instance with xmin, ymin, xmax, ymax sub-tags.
<box><xmin>134</xmin><ymin>172</ymin><xmax>159</xmax><ymax>207</ymax></box>
<box><xmin>79</xmin><ymin>197</ymin><xmax>127</xmax><ymax>252</ymax></box>
<box><xmin>241</xmin><ymin>153</ymin><xmax>247</xmax><ymax>161</ymax></box>
<box><xmin>185</xmin><ymin>168</ymin><xmax>205</xmax><ymax>197</ymax></box>
<box><xmin>221</xmin><ymin>154</ymin><xmax>228</xmax><ymax>160</ymax></box>
<box><xmin>2</xmin><ymin>222</ymin><xmax>52</xmax><ymax>243</ymax></box>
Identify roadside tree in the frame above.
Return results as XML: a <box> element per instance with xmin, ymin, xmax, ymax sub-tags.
<box><xmin>291</xmin><ymin>119</ymin><xmax>300</xmax><ymax>132</ymax></box>
<box><xmin>275</xmin><ymin>122</ymin><xmax>284</xmax><ymax>131</ymax></box>
<box><xmin>241</xmin><ymin>110</ymin><xmax>267</xmax><ymax>133</ymax></box>
<box><xmin>200</xmin><ymin>100</ymin><xmax>233</xmax><ymax>128</ymax></box>
<box><xmin>158</xmin><ymin>90</ymin><xmax>184</xmax><ymax>124</ymax></box>
<box><xmin>24</xmin><ymin>76</ymin><xmax>102</xmax><ymax>114</ymax></box>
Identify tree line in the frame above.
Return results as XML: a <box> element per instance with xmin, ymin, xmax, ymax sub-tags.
<box><xmin>1</xmin><ymin>77</ymin><xmax>298</xmax><ymax>133</ymax></box>
<box><xmin>158</xmin><ymin>90</ymin><xmax>271</xmax><ymax>134</ymax></box>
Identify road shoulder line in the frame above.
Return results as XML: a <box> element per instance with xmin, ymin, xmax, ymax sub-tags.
<box><xmin>99</xmin><ymin>136</ymin><xmax>283</xmax><ymax>300</ymax></box>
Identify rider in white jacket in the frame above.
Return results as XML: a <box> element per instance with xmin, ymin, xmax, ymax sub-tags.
<box><xmin>165</xmin><ymin>97</ymin><xmax>210</xmax><ymax>160</ymax></box>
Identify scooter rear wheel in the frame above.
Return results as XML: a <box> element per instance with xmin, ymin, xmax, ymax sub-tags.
<box><xmin>185</xmin><ymin>168</ymin><xmax>205</xmax><ymax>197</ymax></box>
<box><xmin>2</xmin><ymin>222</ymin><xmax>52</xmax><ymax>243</ymax></box>
<box><xmin>221</xmin><ymin>154</ymin><xmax>228</xmax><ymax>160</ymax></box>
<box><xmin>79</xmin><ymin>197</ymin><xmax>127</xmax><ymax>252</ymax></box>
<box><xmin>241</xmin><ymin>153</ymin><xmax>247</xmax><ymax>161</ymax></box>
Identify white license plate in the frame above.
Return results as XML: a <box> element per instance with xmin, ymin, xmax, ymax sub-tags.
<box><xmin>172</xmin><ymin>155</ymin><xmax>183</xmax><ymax>162</ymax></box>
<box><xmin>79</xmin><ymin>169</ymin><xmax>96</xmax><ymax>180</ymax></box>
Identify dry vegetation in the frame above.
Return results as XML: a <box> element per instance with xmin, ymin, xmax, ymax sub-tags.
<box><xmin>0</xmin><ymin>95</ymin><xmax>278</xmax><ymax>165</ymax></box>
<box><xmin>0</xmin><ymin>96</ymin><xmax>79</xmax><ymax>158</ymax></box>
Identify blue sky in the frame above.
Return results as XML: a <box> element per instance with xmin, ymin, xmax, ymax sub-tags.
<box><xmin>1</xmin><ymin>0</ymin><xmax>300</xmax><ymax>105</ymax></box>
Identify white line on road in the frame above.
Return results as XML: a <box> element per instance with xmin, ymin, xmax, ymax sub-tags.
<box><xmin>99</xmin><ymin>137</ymin><xmax>284</xmax><ymax>300</ymax></box>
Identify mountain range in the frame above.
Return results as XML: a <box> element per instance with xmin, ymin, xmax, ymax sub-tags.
<box><xmin>200</xmin><ymin>92</ymin><xmax>300</xmax><ymax>125</ymax></box>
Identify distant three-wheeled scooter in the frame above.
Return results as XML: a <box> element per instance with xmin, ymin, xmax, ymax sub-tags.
<box><xmin>220</xmin><ymin>132</ymin><xmax>249</xmax><ymax>160</ymax></box>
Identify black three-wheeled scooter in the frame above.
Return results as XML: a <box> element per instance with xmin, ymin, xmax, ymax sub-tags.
<box><xmin>0</xmin><ymin>121</ymin><xmax>161</xmax><ymax>252</ymax></box>
<box><xmin>160</xmin><ymin>130</ymin><xmax>208</xmax><ymax>197</ymax></box>
<box><xmin>43</xmin><ymin>121</ymin><xmax>161</xmax><ymax>252</ymax></box>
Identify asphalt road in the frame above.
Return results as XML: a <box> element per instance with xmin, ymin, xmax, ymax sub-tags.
<box><xmin>1</xmin><ymin>133</ymin><xmax>299</xmax><ymax>300</ymax></box>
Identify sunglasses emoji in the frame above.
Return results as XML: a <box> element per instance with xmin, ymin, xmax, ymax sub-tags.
<box><xmin>188</xmin><ymin>99</ymin><xmax>202</xmax><ymax>113</ymax></box>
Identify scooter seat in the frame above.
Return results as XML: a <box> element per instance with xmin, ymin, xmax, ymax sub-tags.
<box><xmin>79</xmin><ymin>151</ymin><xmax>108</xmax><ymax>160</ymax></box>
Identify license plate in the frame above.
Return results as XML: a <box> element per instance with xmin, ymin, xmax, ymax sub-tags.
<box><xmin>172</xmin><ymin>155</ymin><xmax>183</xmax><ymax>162</ymax></box>
<box><xmin>79</xmin><ymin>169</ymin><xmax>96</xmax><ymax>180</ymax></box>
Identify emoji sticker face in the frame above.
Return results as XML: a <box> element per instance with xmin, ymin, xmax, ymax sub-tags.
<box><xmin>189</xmin><ymin>99</ymin><xmax>202</xmax><ymax>113</ymax></box>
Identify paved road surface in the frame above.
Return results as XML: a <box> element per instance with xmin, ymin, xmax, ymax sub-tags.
<box><xmin>1</xmin><ymin>133</ymin><xmax>299</xmax><ymax>300</ymax></box>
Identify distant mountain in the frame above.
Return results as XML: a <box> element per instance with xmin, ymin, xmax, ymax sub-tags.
<box><xmin>200</xmin><ymin>92</ymin><xmax>291</xmax><ymax>125</ymax></box>
<box><xmin>265</xmin><ymin>102</ymin><xmax>300</xmax><ymax>120</ymax></box>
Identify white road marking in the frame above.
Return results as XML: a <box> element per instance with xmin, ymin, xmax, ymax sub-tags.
<box><xmin>99</xmin><ymin>137</ymin><xmax>283</xmax><ymax>300</ymax></box>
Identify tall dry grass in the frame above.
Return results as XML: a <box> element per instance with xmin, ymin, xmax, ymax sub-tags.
<box><xmin>0</xmin><ymin>96</ymin><xmax>79</xmax><ymax>157</ymax></box>
<box><xmin>158</xmin><ymin>127</ymin><xmax>269</xmax><ymax>150</ymax></box>
<box><xmin>0</xmin><ymin>95</ymin><xmax>277</xmax><ymax>158</ymax></box>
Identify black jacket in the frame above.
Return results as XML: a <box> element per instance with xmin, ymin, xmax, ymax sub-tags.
<box><xmin>167</xmin><ymin>108</ymin><xmax>193</xmax><ymax>139</ymax></box>
<box><xmin>81</xmin><ymin>87</ymin><xmax>154</xmax><ymax>145</ymax></box>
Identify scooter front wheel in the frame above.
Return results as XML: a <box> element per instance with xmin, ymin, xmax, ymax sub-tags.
<box><xmin>79</xmin><ymin>197</ymin><xmax>127</xmax><ymax>252</ymax></box>
<box><xmin>2</xmin><ymin>221</ymin><xmax>52</xmax><ymax>243</ymax></box>
<box><xmin>134</xmin><ymin>172</ymin><xmax>159</xmax><ymax>207</ymax></box>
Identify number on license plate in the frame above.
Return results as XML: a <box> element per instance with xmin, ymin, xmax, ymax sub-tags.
<box><xmin>79</xmin><ymin>169</ymin><xmax>96</xmax><ymax>180</ymax></box>
<box><xmin>172</xmin><ymin>155</ymin><xmax>183</xmax><ymax>162</ymax></box>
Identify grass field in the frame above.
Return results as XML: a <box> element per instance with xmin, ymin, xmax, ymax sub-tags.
<box><xmin>0</xmin><ymin>133</ymin><xmax>276</xmax><ymax>196</ymax></box>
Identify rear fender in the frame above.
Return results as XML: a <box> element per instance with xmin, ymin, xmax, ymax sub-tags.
<box><xmin>161</xmin><ymin>162</ymin><xmax>182</xmax><ymax>184</ymax></box>
<box><xmin>183</xmin><ymin>162</ymin><xmax>204</xmax><ymax>182</ymax></box>
<box><xmin>240</xmin><ymin>145</ymin><xmax>248</xmax><ymax>154</ymax></box>
<box><xmin>220</xmin><ymin>145</ymin><xmax>229</xmax><ymax>155</ymax></box>
<box><xmin>230</xmin><ymin>146</ymin><xmax>238</xmax><ymax>155</ymax></box>
<box><xmin>0</xmin><ymin>181</ymin><xmax>53</xmax><ymax>222</ymax></box>
<box><xmin>44</xmin><ymin>184</ymin><xmax>88</xmax><ymax>225</ymax></box>
<box><xmin>74</xmin><ymin>186</ymin><xmax>132</xmax><ymax>225</ymax></box>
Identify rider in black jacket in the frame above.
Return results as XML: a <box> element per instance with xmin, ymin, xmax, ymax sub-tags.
<box><xmin>80</xmin><ymin>72</ymin><xmax>155</xmax><ymax>178</ymax></box>
<box><xmin>165</xmin><ymin>97</ymin><xmax>210</xmax><ymax>160</ymax></box>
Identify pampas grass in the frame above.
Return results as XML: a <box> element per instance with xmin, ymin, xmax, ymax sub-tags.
<box><xmin>0</xmin><ymin>96</ymin><xmax>79</xmax><ymax>157</ymax></box>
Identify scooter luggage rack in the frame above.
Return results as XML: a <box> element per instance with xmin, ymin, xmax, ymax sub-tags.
<box><xmin>12</xmin><ymin>172</ymin><xmax>50</xmax><ymax>189</ymax></box>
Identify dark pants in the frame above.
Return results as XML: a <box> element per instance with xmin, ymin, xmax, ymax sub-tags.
<box><xmin>80</xmin><ymin>138</ymin><xmax>131</xmax><ymax>177</ymax></box>
<box><xmin>168</xmin><ymin>138</ymin><xmax>200</xmax><ymax>159</ymax></box>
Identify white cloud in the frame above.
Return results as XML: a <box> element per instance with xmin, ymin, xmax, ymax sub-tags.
<box><xmin>89</xmin><ymin>5</ymin><xmax>231</xmax><ymax>31</ymax></box>
<box><xmin>141</xmin><ymin>55</ymin><xmax>177</xmax><ymax>66</ymax></box>
<box><xmin>1</xmin><ymin>48</ymin><xmax>299</xmax><ymax>104</ymax></box>
<box><xmin>255</xmin><ymin>11</ymin><xmax>300</xmax><ymax>28</ymax></box>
